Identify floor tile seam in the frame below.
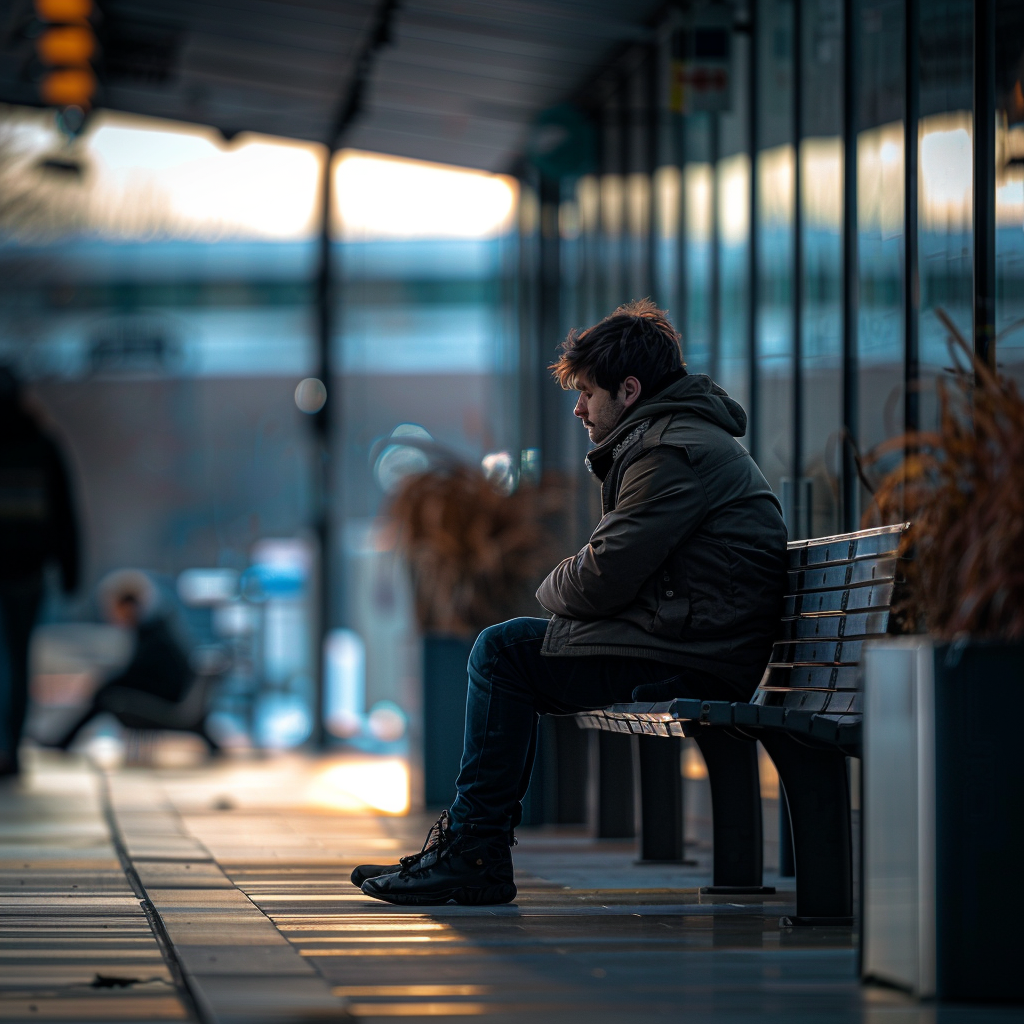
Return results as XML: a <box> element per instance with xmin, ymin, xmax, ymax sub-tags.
<box><xmin>104</xmin><ymin>769</ymin><xmax>349</xmax><ymax>1023</ymax></box>
<box><xmin>99</xmin><ymin>770</ymin><xmax>208</xmax><ymax>1024</ymax></box>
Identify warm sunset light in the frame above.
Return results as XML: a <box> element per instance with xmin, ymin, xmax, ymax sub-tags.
<box><xmin>334</xmin><ymin>150</ymin><xmax>517</xmax><ymax>240</ymax></box>
<box><xmin>306</xmin><ymin>758</ymin><xmax>410</xmax><ymax>815</ymax></box>
<box><xmin>86</xmin><ymin>119</ymin><xmax>321</xmax><ymax>239</ymax></box>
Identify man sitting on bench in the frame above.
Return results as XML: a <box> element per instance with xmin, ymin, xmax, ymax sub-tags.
<box><xmin>355</xmin><ymin>299</ymin><xmax>789</xmax><ymax>906</ymax></box>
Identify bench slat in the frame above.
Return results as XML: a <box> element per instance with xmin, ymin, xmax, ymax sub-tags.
<box><xmin>777</xmin><ymin>610</ymin><xmax>891</xmax><ymax>640</ymax></box>
<box><xmin>788</xmin><ymin>557</ymin><xmax>899</xmax><ymax>594</ymax></box>
<box><xmin>787</xmin><ymin>543</ymin><xmax>900</xmax><ymax>572</ymax></box>
<box><xmin>753</xmin><ymin>688</ymin><xmax>863</xmax><ymax>712</ymax></box>
<box><xmin>782</xmin><ymin>581</ymin><xmax>895</xmax><ymax>617</ymax></box>
<box><xmin>758</xmin><ymin>664</ymin><xmax>861</xmax><ymax>690</ymax></box>
<box><xmin>769</xmin><ymin>638</ymin><xmax>866</xmax><ymax>665</ymax></box>
<box><xmin>787</xmin><ymin>523</ymin><xmax>907</xmax><ymax>568</ymax></box>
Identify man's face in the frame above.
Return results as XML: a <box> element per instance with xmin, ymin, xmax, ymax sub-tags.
<box><xmin>110</xmin><ymin>596</ymin><xmax>141</xmax><ymax>629</ymax></box>
<box><xmin>573</xmin><ymin>377</ymin><xmax>628</xmax><ymax>444</ymax></box>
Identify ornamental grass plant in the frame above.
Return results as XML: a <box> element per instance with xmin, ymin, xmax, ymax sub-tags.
<box><xmin>868</xmin><ymin>310</ymin><xmax>1024</xmax><ymax>640</ymax></box>
<box><xmin>386</xmin><ymin>467</ymin><xmax>563</xmax><ymax>637</ymax></box>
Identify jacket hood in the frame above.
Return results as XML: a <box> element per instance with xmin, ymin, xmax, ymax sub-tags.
<box><xmin>586</xmin><ymin>373</ymin><xmax>747</xmax><ymax>475</ymax></box>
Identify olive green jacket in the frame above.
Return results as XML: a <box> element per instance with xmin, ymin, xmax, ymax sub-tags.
<box><xmin>536</xmin><ymin>372</ymin><xmax>788</xmax><ymax>696</ymax></box>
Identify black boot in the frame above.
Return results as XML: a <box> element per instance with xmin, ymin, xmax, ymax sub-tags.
<box><xmin>350</xmin><ymin>811</ymin><xmax>516</xmax><ymax>888</ymax></box>
<box><xmin>360</xmin><ymin>812</ymin><xmax>516</xmax><ymax>906</ymax></box>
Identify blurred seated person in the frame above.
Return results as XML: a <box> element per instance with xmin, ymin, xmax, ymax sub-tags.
<box><xmin>53</xmin><ymin>571</ymin><xmax>217</xmax><ymax>752</ymax></box>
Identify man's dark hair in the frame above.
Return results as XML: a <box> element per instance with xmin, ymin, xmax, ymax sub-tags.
<box><xmin>550</xmin><ymin>298</ymin><xmax>684</xmax><ymax>398</ymax></box>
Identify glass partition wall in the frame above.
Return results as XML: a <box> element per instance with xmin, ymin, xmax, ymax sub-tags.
<box><xmin>520</xmin><ymin>0</ymin><xmax>1020</xmax><ymax>546</ymax></box>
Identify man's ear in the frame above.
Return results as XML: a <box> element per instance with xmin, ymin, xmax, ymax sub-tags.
<box><xmin>620</xmin><ymin>376</ymin><xmax>642</xmax><ymax>409</ymax></box>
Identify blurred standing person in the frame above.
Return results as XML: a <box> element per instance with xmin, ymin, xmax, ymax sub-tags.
<box><xmin>0</xmin><ymin>367</ymin><xmax>79</xmax><ymax>777</ymax></box>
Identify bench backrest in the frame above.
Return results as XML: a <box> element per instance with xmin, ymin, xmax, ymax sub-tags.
<box><xmin>750</xmin><ymin>522</ymin><xmax>909</xmax><ymax>718</ymax></box>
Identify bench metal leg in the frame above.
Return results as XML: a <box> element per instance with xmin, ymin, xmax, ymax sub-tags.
<box><xmin>593</xmin><ymin>731</ymin><xmax>636</xmax><ymax>839</ymax></box>
<box><xmin>552</xmin><ymin>715</ymin><xmax>589</xmax><ymax>824</ymax></box>
<box><xmin>636</xmin><ymin>735</ymin><xmax>687</xmax><ymax>862</ymax></box>
<box><xmin>759</xmin><ymin>732</ymin><xmax>853</xmax><ymax>924</ymax></box>
<box><xmin>692</xmin><ymin>730</ymin><xmax>773</xmax><ymax>893</ymax></box>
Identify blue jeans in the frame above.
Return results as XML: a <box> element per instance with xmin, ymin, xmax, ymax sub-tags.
<box><xmin>448</xmin><ymin>616</ymin><xmax>736</xmax><ymax>836</ymax></box>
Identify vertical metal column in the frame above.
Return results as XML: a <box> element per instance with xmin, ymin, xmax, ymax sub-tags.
<box><xmin>645</xmin><ymin>43</ymin><xmax>660</xmax><ymax>305</ymax></box>
<box><xmin>791</xmin><ymin>0</ymin><xmax>804</xmax><ymax>526</ymax></box>
<box><xmin>310</xmin><ymin>146</ymin><xmax>334</xmax><ymax>749</ymax></box>
<box><xmin>747</xmin><ymin>0</ymin><xmax>760</xmax><ymax>464</ymax></box>
<box><xmin>973</xmin><ymin>0</ymin><xmax>997</xmax><ymax>372</ymax></box>
<box><xmin>709</xmin><ymin>112</ymin><xmax>721</xmax><ymax>383</ymax></box>
<box><xmin>676</xmin><ymin>112</ymin><xmax>689</xmax><ymax>341</ymax></box>
<box><xmin>538</xmin><ymin>174</ymin><xmax>563</xmax><ymax>468</ymax></box>
<box><xmin>841</xmin><ymin>0</ymin><xmax>859</xmax><ymax>532</ymax></box>
<box><xmin>904</xmin><ymin>0</ymin><xmax>920</xmax><ymax>436</ymax></box>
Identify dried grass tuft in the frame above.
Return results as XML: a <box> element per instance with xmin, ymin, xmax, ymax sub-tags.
<box><xmin>385</xmin><ymin>467</ymin><xmax>564</xmax><ymax>636</ymax></box>
<box><xmin>867</xmin><ymin>310</ymin><xmax>1024</xmax><ymax>640</ymax></box>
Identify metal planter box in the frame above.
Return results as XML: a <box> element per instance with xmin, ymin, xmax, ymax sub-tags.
<box><xmin>862</xmin><ymin>638</ymin><xmax>1024</xmax><ymax>1002</ymax></box>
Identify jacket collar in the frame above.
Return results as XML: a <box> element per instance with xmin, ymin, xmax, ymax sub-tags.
<box><xmin>584</xmin><ymin>369</ymin><xmax>687</xmax><ymax>481</ymax></box>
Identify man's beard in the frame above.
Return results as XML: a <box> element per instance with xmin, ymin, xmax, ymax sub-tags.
<box><xmin>587</xmin><ymin>398</ymin><xmax>627</xmax><ymax>444</ymax></box>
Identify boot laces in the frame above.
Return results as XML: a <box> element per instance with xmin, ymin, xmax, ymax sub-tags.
<box><xmin>398</xmin><ymin>809</ymin><xmax>453</xmax><ymax>876</ymax></box>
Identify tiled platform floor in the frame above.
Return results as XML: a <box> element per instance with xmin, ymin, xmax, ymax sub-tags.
<box><xmin>2</xmin><ymin>751</ymin><xmax>1019</xmax><ymax>1023</ymax></box>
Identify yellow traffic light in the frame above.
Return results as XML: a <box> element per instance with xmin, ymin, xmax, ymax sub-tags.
<box><xmin>34</xmin><ymin>0</ymin><xmax>93</xmax><ymax>21</ymax></box>
<box><xmin>39</xmin><ymin>66</ymin><xmax>96</xmax><ymax>108</ymax></box>
<box><xmin>36</xmin><ymin>26</ymin><xmax>95</xmax><ymax>65</ymax></box>
<box><xmin>34</xmin><ymin>0</ymin><xmax>97</xmax><ymax>111</ymax></box>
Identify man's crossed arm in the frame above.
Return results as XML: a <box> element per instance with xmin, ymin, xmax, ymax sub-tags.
<box><xmin>536</xmin><ymin>445</ymin><xmax>708</xmax><ymax>620</ymax></box>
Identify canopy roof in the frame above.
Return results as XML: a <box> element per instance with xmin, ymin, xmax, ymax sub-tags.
<box><xmin>1</xmin><ymin>0</ymin><xmax>664</xmax><ymax>170</ymax></box>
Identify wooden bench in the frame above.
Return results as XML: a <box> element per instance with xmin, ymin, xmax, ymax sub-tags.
<box><xmin>575</xmin><ymin>522</ymin><xmax>909</xmax><ymax>924</ymax></box>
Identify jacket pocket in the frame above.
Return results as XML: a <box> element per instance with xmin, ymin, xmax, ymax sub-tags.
<box><xmin>649</xmin><ymin>563</ymin><xmax>691</xmax><ymax>636</ymax></box>
<box><xmin>684</xmin><ymin>538</ymin><xmax>736</xmax><ymax>635</ymax></box>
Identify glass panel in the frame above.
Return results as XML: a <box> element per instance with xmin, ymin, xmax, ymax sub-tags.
<box><xmin>756</xmin><ymin>0</ymin><xmax>795</xmax><ymax>502</ymax></box>
<box><xmin>333</xmin><ymin>152</ymin><xmax>519</xmax><ymax>740</ymax></box>
<box><xmin>717</xmin><ymin>29</ymin><xmax>751</xmax><ymax>437</ymax></box>
<box><xmin>653</xmin><ymin>163</ymin><xmax>682</xmax><ymax>323</ymax></box>
<box><xmin>800</xmin><ymin>0</ymin><xmax>844</xmax><ymax>536</ymax></box>
<box><xmin>600</xmin><ymin>93</ymin><xmax>628</xmax><ymax>309</ymax></box>
<box><xmin>856</xmin><ymin>0</ymin><xmax>905</xmax><ymax>509</ymax></box>
<box><xmin>996</xmin><ymin>8</ymin><xmax>1024</xmax><ymax>386</ymax></box>
<box><xmin>0</xmin><ymin>109</ymin><xmax>322</xmax><ymax>748</ymax></box>
<box><xmin>997</xmin><ymin>120</ymin><xmax>1024</xmax><ymax>385</ymax></box>
<box><xmin>575</xmin><ymin>175</ymin><xmax>603</xmax><ymax>326</ymax></box>
<box><xmin>682</xmin><ymin>117</ymin><xmax>714</xmax><ymax>373</ymax></box>
<box><xmin>918</xmin><ymin>0</ymin><xmax>974</xmax><ymax>430</ymax></box>
<box><xmin>626</xmin><ymin>171</ymin><xmax>652</xmax><ymax>301</ymax></box>
<box><xmin>626</xmin><ymin>66</ymin><xmax>653</xmax><ymax>303</ymax></box>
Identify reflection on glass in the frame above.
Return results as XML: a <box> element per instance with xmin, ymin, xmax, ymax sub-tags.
<box><xmin>856</xmin><ymin>0</ymin><xmax>904</xmax><ymax>514</ymax></box>
<box><xmin>917</xmin><ymin>0</ymin><xmax>974</xmax><ymax>425</ymax></box>
<box><xmin>918</xmin><ymin>112</ymin><xmax>973</xmax><ymax>429</ymax></box>
<box><xmin>716</xmin><ymin>29</ymin><xmax>751</xmax><ymax>444</ymax></box>
<box><xmin>800</xmin><ymin>136</ymin><xmax>842</xmax><ymax>535</ymax></box>
<box><xmin>996</xmin><ymin>0</ymin><xmax>1024</xmax><ymax>385</ymax></box>
<box><xmin>653</xmin><ymin>164</ymin><xmax>682</xmax><ymax>323</ymax></box>
<box><xmin>996</xmin><ymin>123</ymin><xmax>1024</xmax><ymax>383</ymax></box>
<box><xmin>335</xmin><ymin>151</ymin><xmax>517</xmax><ymax>241</ymax></box>
<box><xmin>718</xmin><ymin>152</ymin><xmax>750</xmax><ymax>421</ymax></box>
<box><xmin>799</xmin><ymin>0</ymin><xmax>844</xmax><ymax>537</ymax></box>
<box><xmin>856</xmin><ymin>121</ymin><xmax>904</xmax><ymax>467</ymax></box>
<box><xmin>757</xmin><ymin>144</ymin><xmax>795</xmax><ymax>495</ymax></box>
<box><xmin>684</xmin><ymin>161</ymin><xmax>713</xmax><ymax>372</ymax></box>
<box><xmin>756</xmin><ymin>0</ymin><xmax>794</xmax><ymax>503</ymax></box>
<box><xmin>626</xmin><ymin>171</ymin><xmax>651</xmax><ymax>301</ymax></box>
<box><xmin>600</xmin><ymin>173</ymin><xmax>626</xmax><ymax>306</ymax></box>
